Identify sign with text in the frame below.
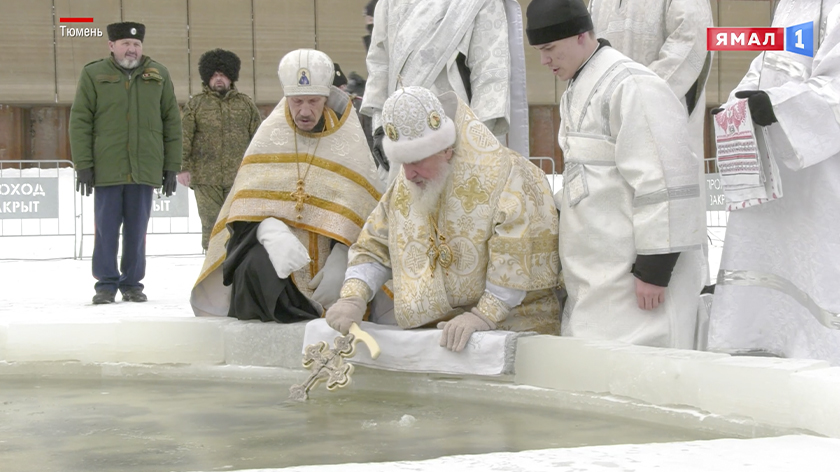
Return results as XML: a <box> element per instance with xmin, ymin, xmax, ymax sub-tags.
<box><xmin>0</xmin><ymin>178</ymin><xmax>59</xmax><ymax>219</ymax></box>
<box><xmin>706</xmin><ymin>173</ymin><xmax>726</xmax><ymax>211</ymax></box>
<box><xmin>150</xmin><ymin>183</ymin><xmax>189</xmax><ymax>217</ymax></box>
<box><xmin>707</xmin><ymin>22</ymin><xmax>814</xmax><ymax>57</ymax></box>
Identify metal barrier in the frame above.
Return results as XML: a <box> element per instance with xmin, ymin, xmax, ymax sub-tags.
<box><xmin>530</xmin><ymin>157</ymin><xmax>558</xmax><ymax>193</ymax></box>
<box><xmin>77</xmin><ymin>182</ymin><xmax>203</xmax><ymax>258</ymax></box>
<box><xmin>0</xmin><ymin>160</ymin><xmax>79</xmax><ymax>259</ymax></box>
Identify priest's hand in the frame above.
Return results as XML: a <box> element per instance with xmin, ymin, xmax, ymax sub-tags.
<box><xmin>307</xmin><ymin>244</ymin><xmax>349</xmax><ymax>310</ymax></box>
<box><xmin>635</xmin><ymin>278</ymin><xmax>666</xmax><ymax>311</ymax></box>
<box><xmin>437</xmin><ymin>309</ymin><xmax>497</xmax><ymax>352</ymax></box>
<box><xmin>325</xmin><ymin>296</ymin><xmax>366</xmax><ymax>335</ymax></box>
<box><xmin>734</xmin><ymin>90</ymin><xmax>778</xmax><ymax>127</ymax></box>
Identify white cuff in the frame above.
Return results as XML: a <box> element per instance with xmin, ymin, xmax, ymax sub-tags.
<box><xmin>345</xmin><ymin>262</ymin><xmax>392</xmax><ymax>300</ymax></box>
<box><xmin>486</xmin><ymin>281</ymin><xmax>526</xmax><ymax>308</ymax></box>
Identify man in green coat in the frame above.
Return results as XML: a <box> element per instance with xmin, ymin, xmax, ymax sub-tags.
<box><xmin>178</xmin><ymin>49</ymin><xmax>262</xmax><ymax>251</ymax></box>
<box><xmin>69</xmin><ymin>22</ymin><xmax>182</xmax><ymax>305</ymax></box>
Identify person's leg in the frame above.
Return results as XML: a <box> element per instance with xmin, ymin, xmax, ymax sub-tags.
<box><xmin>193</xmin><ymin>185</ymin><xmax>227</xmax><ymax>251</ymax></box>
<box><xmin>92</xmin><ymin>185</ymin><xmax>124</xmax><ymax>302</ymax></box>
<box><xmin>119</xmin><ymin>184</ymin><xmax>153</xmax><ymax>300</ymax></box>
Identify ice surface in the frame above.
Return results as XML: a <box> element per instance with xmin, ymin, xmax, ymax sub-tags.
<box><xmin>696</xmin><ymin>356</ymin><xmax>830</xmax><ymax>427</ymax></box>
<box><xmin>608</xmin><ymin>345</ymin><xmax>729</xmax><ymax>407</ymax></box>
<box><xmin>791</xmin><ymin>367</ymin><xmax>840</xmax><ymax>438</ymax></box>
<box><xmin>515</xmin><ymin>335</ymin><xmax>630</xmax><ymax>393</ymax></box>
<box><xmin>235</xmin><ymin>435</ymin><xmax>840</xmax><ymax>472</ymax></box>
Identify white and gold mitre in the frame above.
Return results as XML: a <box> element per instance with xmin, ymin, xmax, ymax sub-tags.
<box><xmin>278</xmin><ymin>48</ymin><xmax>334</xmax><ymax>97</ymax></box>
<box><xmin>381</xmin><ymin>85</ymin><xmax>456</xmax><ymax>165</ymax></box>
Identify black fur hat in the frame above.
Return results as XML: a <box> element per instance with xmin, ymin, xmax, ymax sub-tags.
<box><xmin>107</xmin><ymin>22</ymin><xmax>145</xmax><ymax>42</ymax></box>
<box><xmin>198</xmin><ymin>49</ymin><xmax>241</xmax><ymax>85</ymax></box>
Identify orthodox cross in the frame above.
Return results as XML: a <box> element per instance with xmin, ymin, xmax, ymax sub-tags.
<box><xmin>289</xmin><ymin>322</ymin><xmax>381</xmax><ymax>401</ymax></box>
<box><xmin>291</xmin><ymin>179</ymin><xmax>309</xmax><ymax>219</ymax></box>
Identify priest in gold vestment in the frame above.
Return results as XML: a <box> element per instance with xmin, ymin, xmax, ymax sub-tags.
<box><xmin>326</xmin><ymin>86</ymin><xmax>561</xmax><ymax>352</ymax></box>
<box><xmin>190</xmin><ymin>49</ymin><xmax>384</xmax><ymax>322</ymax></box>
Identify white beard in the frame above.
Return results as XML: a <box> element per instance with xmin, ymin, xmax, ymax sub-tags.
<box><xmin>403</xmin><ymin>162</ymin><xmax>453</xmax><ymax>216</ymax></box>
<box><xmin>117</xmin><ymin>57</ymin><xmax>141</xmax><ymax>69</ymax></box>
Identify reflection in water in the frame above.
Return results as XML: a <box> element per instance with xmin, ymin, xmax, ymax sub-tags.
<box><xmin>0</xmin><ymin>378</ymin><xmax>724</xmax><ymax>471</ymax></box>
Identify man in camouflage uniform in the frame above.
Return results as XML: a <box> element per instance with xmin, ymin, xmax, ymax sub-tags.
<box><xmin>178</xmin><ymin>49</ymin><xmax>262</xmax><ymax>250</ymax></box>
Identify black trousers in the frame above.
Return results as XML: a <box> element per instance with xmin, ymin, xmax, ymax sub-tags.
<box><xmin>92</xmin><ymin>184</ymin><xmax>153</xmax><ymax>293</ymax></box>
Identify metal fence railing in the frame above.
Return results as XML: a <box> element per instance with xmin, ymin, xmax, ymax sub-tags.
<box><xmin>530</xmin><ymin>157</ymin><xmax>558</xmax><ymax>193</ymax></box>
<box><xmin>0</xmin><ymin>160</ymin><xmax>79</xmax><ymax>259</ymax></box>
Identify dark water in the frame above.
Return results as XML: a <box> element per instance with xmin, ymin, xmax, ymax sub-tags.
<box><xmin>0</xmin><ymin>377</ymin><xmax>724</xmax><ymax>472</ymax></box>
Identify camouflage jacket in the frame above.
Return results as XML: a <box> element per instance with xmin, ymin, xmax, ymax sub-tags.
<box><xmin>181</xmin><ymin>84</ymin><xmax>261</xmax><ymax>186</ymax></box>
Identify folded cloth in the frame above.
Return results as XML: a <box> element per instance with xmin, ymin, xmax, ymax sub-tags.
<box><xmin>302</xmin><ymin>319</ymin><xmax>532</xmax><ymax>376</ymax></box>
<box><xmin>713</xmin><ymin>98</ymin><xmax>783</xmax><ymax>211</ymax></box>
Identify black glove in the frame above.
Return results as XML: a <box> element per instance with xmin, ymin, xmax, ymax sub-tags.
<box><xmin>371</xmin><ymin>126</ymin><xmax>390</xmax><ymax>172</ymax></box>
<box><xmin>710</xmin><ymin>107</ymin><xmax>724</xmax><ymax>115</ymax></box>
<box><xmin>162</xmin><ymin>170</ymin><xmax>177</xmax><ymax>197</ymax></box>
<box><xmin>734</xmin><ymin>90</ymin><xmax>778</xmax><ymax>127</ymax></box>
<box><xmin>75</xmin><ymin>168</ymin><xmax>94</xmax><ymax>196</ymax></box>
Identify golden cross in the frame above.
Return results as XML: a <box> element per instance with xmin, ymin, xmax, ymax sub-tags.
<box><xmin>291</xmin><ymin>179</ymin><xmax>309</xmax><ymax>219</ymax></box>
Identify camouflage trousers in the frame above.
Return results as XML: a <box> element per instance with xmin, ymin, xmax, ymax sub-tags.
<box><xmin>193</xmin><ymin>184</ymin><xmax>232</xmax><ymax>251</ymax></box>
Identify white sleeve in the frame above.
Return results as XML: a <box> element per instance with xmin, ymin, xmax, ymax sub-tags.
<box><xmin>256</xmin><ymin>218</ymin><xmax>310</xmax><ymax>279</ymax></box>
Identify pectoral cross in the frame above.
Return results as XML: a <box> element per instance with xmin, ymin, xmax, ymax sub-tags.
<box><xmin>291</xmin><ymin>179</ymin><xmax>309</xmax><ymax>219</ymax></box>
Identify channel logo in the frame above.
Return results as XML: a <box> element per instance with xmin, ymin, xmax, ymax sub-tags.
<box><xmin>707</xmin><ymin>22</ymin><xmax>814</xmax><ymax>57</ymax></box>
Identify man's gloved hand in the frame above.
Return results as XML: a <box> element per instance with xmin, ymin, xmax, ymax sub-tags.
<box><xmin>75</xmin><ymin>168</ymin><xmax>94</xmax><ymax>196</ymax></box>
<box><xmin>162</xmin><ymin>170</ymin><xmax>178</xmax><ymax>197</ymax></box>
<box><xmin>710</xmin><ymin>107</ymin><xmax>725</xmax><ymax>115</ymax></box>
<box><xmin>307</xmin><ymin>244</ymin><xmax>349</xmax><ymax>310</ymax></box>
<box><xmin>371</xmin><ymin>126</ymin><xmax>390</xmax><ymax>171</ymax></box>
<box><xmin>437</xmin><ymin>308</ymin><xmax>497</xmax><ymax>352</ymax></box>
<box><xmin>325</xmin><ymin>296</ymin><xmax>367</xmax><ymax>335</ymax></box>
<box><xmin>734</xmin><ymin>90</ymin><xmax>778</xmax><ymax>126</ymax></box>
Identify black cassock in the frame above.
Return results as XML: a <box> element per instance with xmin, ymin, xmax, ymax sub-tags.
<box><xmin>222</xmin><ymin>221</ymin><xmax>320</xmax><ymax>323</ymax></box>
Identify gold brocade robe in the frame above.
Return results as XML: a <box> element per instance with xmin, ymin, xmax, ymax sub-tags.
<box><xmin>349</xmin><ymin>97</ymin><xmax>561</xmax><ymax>334</ymax></box>
<box><xmin>191</xmin><ymin>90</ymin><xmax>383</xmax><ymax>317</ymax></box>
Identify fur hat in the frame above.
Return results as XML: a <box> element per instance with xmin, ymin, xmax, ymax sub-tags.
<box><xmin>278</xmin><ymin>49</ymin><xmax>334</xmax><ymax>97</ymax></box>
<box><xmin>198</xmin><ymin>49</ymin><xmax>241</xmax><ymax>85</ymax></box>
<box><xmin>381</xmin><ymin>86</ymin><xmax>456</xmax><ymax>165</ymax></box>
<box><xmin>107</xmin><ymin>22</ymin><xmax>145</xmax><ymax>42</ymax></box>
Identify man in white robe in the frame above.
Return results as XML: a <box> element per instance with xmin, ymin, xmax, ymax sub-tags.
<box><xmin>588</xmin><ymin>0</ymin><xmax>713</xmax><ymax>167</ymax></box>
<box><xmin>527</xmin><ymin>0</ymin><xmax>707</xmax><ymax>348</ymax></box>
<box><xmin>362</xmin><ymin>0</ymin><xmax>531</xmax><ymax>183</ymax></box>
<box><xmin>708</xmin><ymin>1</ymin><xmax>840</xmax><ymax>365</ymax></box>
<box><xmin>326</xmin><ymin>86</ymin><xmax>561</xmax><ymax>352</ymax></box>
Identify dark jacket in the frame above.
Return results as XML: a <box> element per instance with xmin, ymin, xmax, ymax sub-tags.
<box><xmin>181</xmin><ymin>84</ymin><xmax>262</xmax><ymax>187</ymax></box>
<box><xmin>69</xmin><ymin>55</ymin><xmax>182</xmax><ymax>187</ymax></box>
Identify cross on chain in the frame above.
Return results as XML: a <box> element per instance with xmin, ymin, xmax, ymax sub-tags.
<box><xmin>291</xmin><ymin>179</ymin><xmax>309</xmax><ymax>219</ymax></box>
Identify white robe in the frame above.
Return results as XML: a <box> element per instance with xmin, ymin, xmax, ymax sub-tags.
<box><xmin>558</xmin><ymin>46</ymin><xmax>706</xmax><ymax>349</ymax></box>
<box><xmin>362</xmin><ymin>0</ymin><xmax>530</xmax><ymax>164</ymax></box>
<box><xmin>708</xmin><ymin>0</ymin><xmax>840</xmax><ymax>365</ymax></box>
<box><xmin>590</xmin><ymin>0</ymin><xmax>713</xmax><ymax>284</ymax></box>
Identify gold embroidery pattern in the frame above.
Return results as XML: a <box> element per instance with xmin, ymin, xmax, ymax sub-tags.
<box><xmin>340</xmin><ymin>278</ymin><xmax>373</xmax><ymax>301</ymax></box>
<box><xmin>454</xmin><ymin>176</ymin><xmax>491</xmax><ymax>213</ymax></box>
<box><xmin>476</xmin><ymin>292</ymin><xmax>512</xmax><ymax>324</ymax></box>
<box><xmin>393</xmin><ymin>181</ymin><xmax>411</xmax><ymax>218</ymax></box>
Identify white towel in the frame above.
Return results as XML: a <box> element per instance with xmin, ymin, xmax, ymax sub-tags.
<box><xmin>302</xmin><ymin>319</ymin><xmax>529</xmax><ymax>376</ymax></box>
<box><xmin>713</xmin><ymin>99</ymin><xmax>783</xmax><ymax>211</ymax></box>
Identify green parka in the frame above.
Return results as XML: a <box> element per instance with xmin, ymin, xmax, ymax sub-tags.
<box><xmin>69</xmin><ymin>55</ymin><xmax>182</xmax><ymax>187</ymax></box>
